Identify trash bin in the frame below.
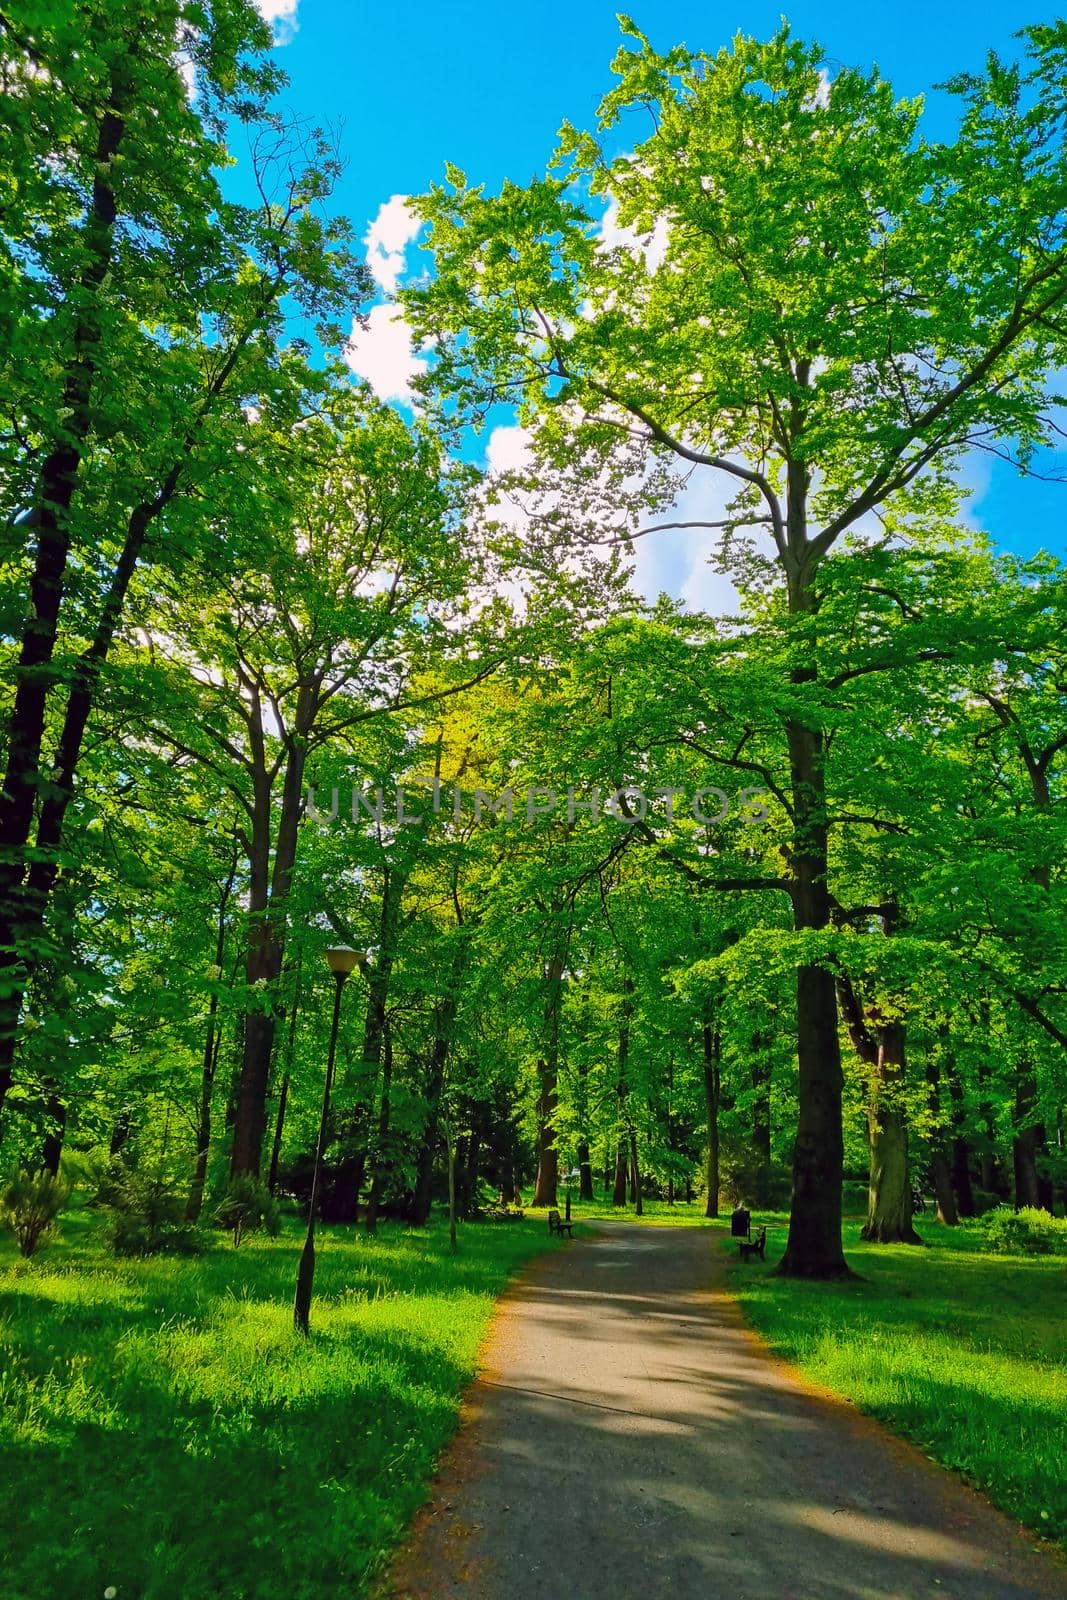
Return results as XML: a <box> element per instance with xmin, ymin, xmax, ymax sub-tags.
<box><xmin>730</xmin><ymin>1205</ymin><xmax>751</xmax><ymax>1238</ymax></box>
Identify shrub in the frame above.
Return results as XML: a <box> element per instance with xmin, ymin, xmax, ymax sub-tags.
<box><xmin>212</xmin><ymin>1174</ymin><xmax>279</xmax><ymax>1247</ymax></box>
<box><xmin>0</xmin><ymin>1169</ymin><xmax>71</xmax><ymax>1257</ymax></box>
<box><xmin>975</xmin><ymin>1206</ymin><xmax>1067</xmax><ymax>1256</ymax></box>
<box><xmin>104</xmin><ymin>1171</ymin><xmax>203</xmax><ymax>1256</ymax></box>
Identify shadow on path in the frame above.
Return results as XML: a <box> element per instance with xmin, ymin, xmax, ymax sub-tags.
<box><xmin>384</xmin><ymin>1226</ymin><xmax>1067</xmax><ymax>1600</ymax></box>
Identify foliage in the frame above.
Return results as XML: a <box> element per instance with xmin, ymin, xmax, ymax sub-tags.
<box><xmin>212</xmin><ymin>1175</ymin><xmax>280</xmax><ymax>1247</ymax></box>
<box><xmin>104</xmin><ymin>1171</ymin><xmax>203</xmax><ymax>1257</ymax></box>
<box><xmin>975</xmin><ymin>1207</ymin><xmax>1067</xmax><ymax>1257</ymax></box>
<box><xmin>0</xmin><ymin>1170</ymin><xmax>71</xmax><ymax>1258</ymax></box>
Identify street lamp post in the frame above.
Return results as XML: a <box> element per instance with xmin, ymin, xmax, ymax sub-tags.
<box><xmin>293</xmin><ymin>945</ymin><xmax>364</xmax><ymax>1335</ymax></box>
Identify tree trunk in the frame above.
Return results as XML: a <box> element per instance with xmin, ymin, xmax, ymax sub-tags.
<box><xmin>1012</xmin><ymin>1065</ymin><xmax>1046</xmax><ymax>1211</ymax></box>
<box><xmin>750</xmin><ymin>1032</ymin><xmax>772</xmax><ymax>1206</ymax></box>
<box><xmin>230</xmin><ymin>718</ymin><xmax>307</xmax><ymax>1175</ymax></box>
<box><xmin>838</xmin><ymin>961</ymin><xmax>919</xmax><ymax>1246</ymax></box>
<box><xmin>578</xmin><ymin>1140</ymin><xmax>594</xmax><ymax>1201</ymax></box>
<box><xmin>267</xmin><ymin>1073</ymin><xmax>289</xmax><ymax>1198</ymax></box>
<box><xmin>610</xmin><ymin>1145</ymin><xmax>626</xmax><ymax>1206</ymax></box>
<box><xmin>331</xmin><ymin>861</ymin><xmax>405</xmax><ymax>1221</ymax></box>
<box><xmin>630</xmin><ymin>1127</ymin><xmax>643</xmax><ymax>1216</ymax></box>
<box><xmin>40</xmin><ymin>1092</ymin><xmax>66</xmax><ymax>1177</ymax></box>
<box><xmin>950</xmin><ymin>1137</ymin><xmax>976</xmax><ymax>1217</ymax></box>
<box><xmin>863</xmin><ymin>1045</ymin><xmax>921</xmax><ymax>1243</ymax></box>
<box><xmin>0</xmin><ymin>65</ymin><xmax>131</xmax><ymax>1118</ymax></box>
<box><xmin>365</xmin><ymin>1016</ymin><xmax>394</xmax><ymax>1233</ymax></box>
<box><xmin>447</xmin><ymin>1124</ymin><xmax>457</xmax><ymax>1253</ymax></box>
<box><xmin>924</xmin><ymin>1044</ymin><xmax>957</xmax><ymax>1225</ymax></box>
<box><xmin>412</xmin><ymin>977</ymin><xmax>461</xmax><ymax>1226</ymax></box>
<box><xmin>187</xmin><ymin>849</ymin><xmax>237</xmax><ymax>1220</ymax></box>
<box><xmin>861</xmin><ymin>1018</ymin><xmax>920</xmax><ymax>1244</ymax></box>
<box><xmin>778</xmin><ymin>705</ymin><xmax>848</xmax><ymax>1278</ymax></box>
<box><xmin>267</xmin><ymin>958</ymin><xmax>302</xmax><ymax>1197</ymax></box>
<box><xmin>612</xmin><ymin>998</ymin><xmax>631</xmax><ymax>1207</ymax></box>
<box><xmin>186</xmin><ymin>994</ymin><xmax>220</xmax><ymax>1223</ymax></box>
<box><xmin>703</xmin><ymin>1019</ymin><xmax>721</xmax><ymax>1219</ymax></box>
<box><xmin>532</xmin><ymin>951</ymin><xmax>565</xmax><ymax>1208</ymax></box>
<box><xmin>462</xmin><ymin>1123</ymin><xmax>483</xmax><ymax>1216</ymax></box>
<box><xmin>109</xmin><ymin>1110</ymin><xmax>131</xmax><ymax>1157</ymax></box>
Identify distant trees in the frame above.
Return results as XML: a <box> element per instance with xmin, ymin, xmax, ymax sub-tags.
<box><xmin>0</xmin><ymin>12</ymin><xmax>1064</xmax><ymax>1271</ymax></box>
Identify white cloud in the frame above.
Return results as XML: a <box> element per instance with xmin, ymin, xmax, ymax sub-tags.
<box><xmin>804</xmin><ymin>69</ymin><xmax>832</xmax><ymax>111</ymax></box>
<box><xmin>482</xmin><ymin>424</ymin><xmax>743</xmax><ymax>616</ymax></box>
<box><xmin>486</xmin><ymin>424</ymin><xmax>535</xmax><ymax>477</ymax></box>
<box><xmin>631</xmin><ymin>470</ymin><xmax>742</xmax><ymax>616</ymax></box>
<box><xmin>365</xmin><ymin>195</ymin><xmax>422</xmax><ymax>295</ymax></box>
<box><xmin>598</xmin><ymin>195</ymin><xmax>670</xmax><ymax>274</ymax></box>
<box><xmin>343</xmin><ymin>305</ymin><xmax>427</xmax><ymax>404</ymax></box>
<box><xmin>256</xmin><ymin>0</ymin><xmax>300</xmax><ymax>45</ymax></box>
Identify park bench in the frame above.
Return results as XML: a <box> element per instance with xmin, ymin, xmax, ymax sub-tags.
<box><xmin>548</xmin><ymin>1208</ymin><xmax>574</xmax><ymax>1238</ymax></box>
<box><xmin>738</xmin><ymin>1225</ymin><xmax>766</xmax><ymax>1262</ymax></box>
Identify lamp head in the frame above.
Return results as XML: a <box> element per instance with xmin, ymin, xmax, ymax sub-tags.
<box><xmin>324</xmin><ymin>945</ymin><xmax>365</xmax><ymax>979</ymax></box>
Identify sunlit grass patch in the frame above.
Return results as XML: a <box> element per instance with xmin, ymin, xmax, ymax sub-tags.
<box><xmin>0</xmin><ymin>1214</ymin><xmax>555</xmax><ymax>1600</ymax></box>
<box><xmin>729</xmin><ymin>1221</ymin><xmax>1067</xmax><ymax>1546</ymax></box>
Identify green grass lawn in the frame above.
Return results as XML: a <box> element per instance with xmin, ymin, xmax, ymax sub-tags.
<box><xmin>550</xmin><ymin>1193</ymin><xmax>721</xmax><ymax>1227</ymax></box>
<box><xmin>0</xmin><ymin>1210</ymin><xmax>558</xmax><ymax>1600</ymax></box>
<box><xmin>728</xmin><ymin>1219</ymin><xmax>1067</xmax><ymax>1548</ymax></box>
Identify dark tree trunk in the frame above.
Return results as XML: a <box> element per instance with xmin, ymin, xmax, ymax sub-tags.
<box><xmin>613</xmin><ymin>998</ymin><xmax>631</xmax><ymax>1206</ymax></box>
<box><xmin>365</xmin><ymin>1017</ymin><xmax>394</xmax><ymax>1233</ymax></box>
<box><xmin>230</xmin><ymin>721</ymin><xmax>307</xmax><ymax>1176</ymax></box>
<box><xmin>750</xmin><ymin>1032</ymin><xmax>772</xmax><ymax>1206</ymax></box>
<box><xmin>186</xmin><ymin>996</ymin><xmax>220</xmax><ymax>1223</ymax></box>
<box><xmin>1012</xmin><ymin>1062</ymin><xmax>1048</xmax><ymax>1211</ymax></box>
<box><xmin>941</xmin><ymin>1057</ymin><xmax>975</xmax><ymax>1217</ymax></box>
<box><xmin>630</xmin><ymin>1127</ymin><xmax>643</xmax><ymax>1216</ymax></box>
<box><xmin>267</xmin><ymin>1073</ymin><xmax>289</xmax><ymax>1198</ymax></box>
<box><xmin>950</xmin><ymin>1138</ymin><xmax>976</xmax><ymax>1218</ymax></box>
<box><xmin>187</xmin><ymin>845</ymin><xmax>237</xmax><ymax>1220</ymax></box>
<box><xmin>461</xmin><ymin>1123</ymin><xmax>482</xmax><ymax>1217</ymax></box>
<box><xmin>109</xmin><ymin>1110</ymin><xmax>131</xmax><ymax>1157</ymax></box>
<box><xmin>924</xmin><ymin>1044</ymin><xmax>957</xmax><ymax>1225</ymax></box>
<box><xmin>332</xmin><ymin>861</ymin><xmax>406</xmax><ymax>1221</ymax></box>
<box><xmin>578</xmin><ymin>1140</ymin><xmax>594</xmax><ymax>1201</ymax></box>
<box><xmin>0</xmin><ymin>64</ymin><xmax>130</xmax><ymax>1117</ymax></box>
<box><xmin>267</xmin><ymin>958</ymin><xmax>302</xmax><ymax>1197</ymax></box>
<box><xmin>612</xmin><ymin>1145</ymin><xmax>628</xmax><ymax>1207</ymax></box>
<box><xmin>532</xmin><ymin>952</ymin><xmax>565</xmax><ymax>1208</ymax></box>
<box><xmin>1013</xmin><ymin>1077</ymin><xmax>1045</xmax><ymax>1210</ymax></box>
<box><xmin>778</xmin><ymin>701</ymin><xmax>848</xmax><ymax>1278</ymax></box>
<box><xmin>703</xmin><ymin>1019</ymin><xmax>721</xmax><ymax>1219</ymax></box>
<box><xmin>412</xmin><ymin>974</ymin><xmax>461</xmax><ymax>1226</ymax></box>
<box><xmin>40</xmin><ymin>1093</ymin><xmax>66</xmax><ymax>1177</ymax></box>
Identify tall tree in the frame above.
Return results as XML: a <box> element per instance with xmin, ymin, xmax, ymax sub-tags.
<box><xmin>408</xmin><ymin>23</ymin><xmax>1067</xmax><ymax>1273</ymax></box>
<box><xmin>0</xmin><ymin>0</ymin><xmax>366</xmax><ymax>1117</ymax></box>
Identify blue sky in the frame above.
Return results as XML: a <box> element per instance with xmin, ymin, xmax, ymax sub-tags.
<box><xmin>256</xmin><ymin>0</ymin><xmax>1066</xmax><ymax>603</ymax></box>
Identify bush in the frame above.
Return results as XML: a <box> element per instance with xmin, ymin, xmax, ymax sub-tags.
<box><xmin>975</xmin><ymin>1206</ymin><xmax>1067</xmax><ymax>1256</ymax></box>
<box><xmin>212</xmin><ymin>1174</ymin><xmax>279</xmax><ymax>1247</ymax></box>
<box><xmin>104</xmin><ymin>1171</ymin><xmax>203</xmax><ymax>1256</ymax></box>
<box><xmin>0</xmin><ymin>1169</ymin><xmax>71</xmax><ymax>1257</ymax></box>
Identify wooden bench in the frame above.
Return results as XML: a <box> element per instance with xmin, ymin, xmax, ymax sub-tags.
<box><xmin>738</xmin><ymin>1225</ymin><xmax>766</xmax><ymax>1261</ymax></box>
<box><xmin>548</xmin><ymin>1208</ymin><xmax>574</xmax><ymax>1238</ymax></box>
